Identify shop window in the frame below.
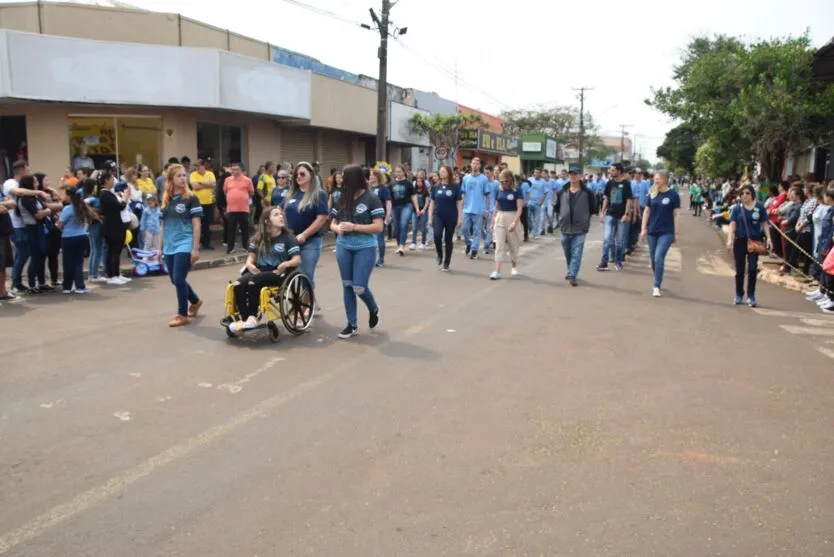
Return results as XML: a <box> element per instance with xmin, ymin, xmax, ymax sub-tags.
<box><xmin>0</xmin><ymin>116</ymin><xmax>27</xmax><ymax>182</ymax></box>
<box><xmin>68</xmin><ymin>116</ymin><xmax>161</xmax><ymax>173</ymax></box>
<box><xmin>197</xmin><ymin>122</ymin><xmax>244</xmax><ymax>171</ymax></box>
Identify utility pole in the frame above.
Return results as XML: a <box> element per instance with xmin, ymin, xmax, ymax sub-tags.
<box><xmin>365</xmin><ymin>1</ymin><xmax>407</xmax><ymax>165</ymax></box>
<box><xmin>572</xmin><ymin>87</ymin><xmax>593</xmax><ymax>170</ymax></box>
<box><xmin>618</xmin><ymin>124</ymin><xmax>632</xmax><ymax>164</ymax></box>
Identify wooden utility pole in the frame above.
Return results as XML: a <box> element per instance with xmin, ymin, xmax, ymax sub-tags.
<box><xmin>572</xmin><ymin>87</ymin><xmax>593</xmax><ymax>170</ymax></box>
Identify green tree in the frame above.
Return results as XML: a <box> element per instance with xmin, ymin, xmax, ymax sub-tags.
<box><xmin>695</xmin><ymin>137</ymin><xmax>742</xmax><ymax>177</ymax></box>
<box><xmin>656</xmin><ymin>124</ymin><xmax>699</xmax><ymax>174</ymax></box>
<box><xmin>649</xmin><ymin>34</ymin><xmax>834</xmax><ymax>180</ymax></box>
<box><xmin>408</xmin><ymin>113</ymin><xmax>487</xmax><ymax>166</ymax></box>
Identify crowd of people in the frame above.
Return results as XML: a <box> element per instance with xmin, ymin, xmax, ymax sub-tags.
<box><xmin>2</xmin><ymin>152</ymin><xmax>833</xmax><ymax>332</ymax></box>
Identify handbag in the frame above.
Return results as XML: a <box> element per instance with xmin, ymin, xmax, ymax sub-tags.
<box><xmin>739</xmin><ymin>203</ymin><xmax>768</xmax><ymax>255</ymax></box>
<box><xmin>823</xmin><ymin>248</ymin><xmax>834</xmax><ymax>275</ymax></box>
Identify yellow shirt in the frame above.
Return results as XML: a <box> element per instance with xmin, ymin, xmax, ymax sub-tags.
<box><xmin>136</xmin><ymin>177</ymin><xmax>156</xmax><ymax>195</ymax></box>
<box><xmin>190</xmin><ymin>170</ymin><xmax>216</xmax><ymax>205</ymax></box>
<box><xmin>258</xmin><ymin>174</ymin><xmax>276</xmax><ymax>202</ymax></box>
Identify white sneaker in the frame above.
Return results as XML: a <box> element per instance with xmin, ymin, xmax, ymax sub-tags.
<box><xmin>106</xmin><ymin>277</ymin><xmax>123</xmax><ymax>286</ymax></box>
<box><xmin>119</xmin><ymin>275</ymin><xmax>133</xmax><ymax>283</ymax></box>
<box><xmin>408</xmin><ymin>243</ymin><xmax>417</xmax><ymax>250</ymax></box>
<box><xmin>242</xmin><ymin>315</ymin><xmax>260</xmax><ymax>330</ymax></box>
<box><xmin>652</xmin><ymin>287</ymin><xmax>662</xmax><ymax>297</ymax></box>
<box><xmin>75</xmin><ymin>288</ymin><xmax>91</xmax><ymax>294</ymax></box>
<box><xmin>417</xmin><ymin>243</ymin><xmax>425</xmax><ymax>250</ymax></box>
<box><xmin>62</xmin><ymin>290</ymin><xmax>72</xmax><ymax>295</ymax></box>
<box><xmin>489</xmin><ymin>271</ymin><xmax>502</xmax><ymax>280</ymax></box>
<box><xmin>511</xmin><ymin>268</ymin><xmax>519</xmax><ymax>277</ymax></box>
<box><xmin>807</xmin><ymin>291</ymin><xmax>826</xmax><ymax>301</ymax></box>
<box><xmin>806</xmin><ymin>289</ymin><xmax>821</xmax><ymax>298</ymax></box>
<box><xmin>818</xmin><ymin>297</ymin><xmax>831</xmax><ymax>307</ymax></box>
<box><xmin>89</xmin><ymin>277</ymin><xmax>107</xmax><ymax>284</ymax></box>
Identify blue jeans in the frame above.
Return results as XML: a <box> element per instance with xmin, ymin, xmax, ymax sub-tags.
<box><xmin>392</xmin><ymin>204</ymin><xmax>412</xmax><ymax>246</ymax></box>
<box><xmin>88</xmin><ymin>223</ymin><xmax>104</xmax><ymax>279</ymax></box>
<box><xmin>647</xmin><ymin>233</ymin><xmax>675</xmax><ymax>288</ymax></box>
<box><xmin>165</xmin><ymin>253</ymin><xmax>199</xmax><ymax>317</ymax></box>
<box><xmin>375</xmin><ymin>230</ymin><xmax>386</xmax><ymax>264</ymax></box>
<box><xmin>527</xmin><ymin>204</ymin><xmax>542</xmax><ymax>238</ymax></box>
<box><xmin>601</xmin><ymin>216</ymin><xmax>627</xmax><ymax>266</ymax></box>
<box><xmin>411</xmin><ymin>210</ymin><xmax>428</xmax><ymax>245</ymax></box>
<box><xmin>561</xmin><ymin>233</ymin><xmax>586</xmax><ymax>279</ymax></box>
<box><xmin>299</xmin><ymin>235</ymin><xmax>322</xmax><ymax>291</ymax></box>
<box><xmin>483</xmin><ymin>211</ymin><xmax>495</xmax><ymax>248</ymax></box>
<box><xmin>463</xmin><ymin>212</ymin><xmax>484</xmax><ymax>252</ymax></box>
<box><xmin>335</xmin><ymin>244</ymin><xmax>378</xmax><ymax>326</ymax></box>
<box><xmin>11</xmin><ymin>227</ymin><xmax>29</xmax><ymax>288</ymax></box>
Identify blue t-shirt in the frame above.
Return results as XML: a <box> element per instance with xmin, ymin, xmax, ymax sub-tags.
<box><xmin>519</xmin><ymin>181</ymin><xmax>531</xmax><ymax>206</ymax></box>
<box><xmin>647</xmin><ymin>189</ymin><xmax>681</xmax><ymax>236</ymax></box>
<box><xmin>284</xmin><ymin>190</ymin><xmax>328</xmax><ymax>237</ymax></box>
<box><xmin>162</xmin><ymin>194</ymin><xmax>203</xmax><ymax>255</ymax></box>
<box><xmin>554</xmin><ymin>179</ymin><xmax>568</xmax><ymax>194</ymax></box>
<box><xmin>431</xmin><ymin>184</ymin><xmax>461</xmax><ymax>221</ymax></box>
<box><xmin>59</xmin><ymin>205</ymin><xmax>89</xmax><ymax>238</ymax></box>
<box><xmin>372</xmin><ymin>185</ymin><xmax>391</xmax><ymax>215</ymax></box>
<box><xmin>730</xmin><ymin>202</ymin><xmax>768</xmax><ymax>239</ymax></box>
<box><xmin>271</xmin><ymin>187</ymin><xmax>287</xmax><ymax>207</ymax></box>
<box><xmin>331</xmin><ymin>189</ymin><xmax>385</xmax><ymax>250</ymax></box>
<box><xmin>487</xmin><ymin>179</ymin><xmax>500</xmax><ymax>213</ymax></box>
<box><xmin>495</xmin><ymin>188</ymin><xmax>521</xmax><ymax>212</ymax></box>
<box><xmin>248</xmin><ymin>232</ymin><xmax>300</xmax><ymax>271</ymax></box>
<box><xmin>462</xmin><ymin>173</ymin><xmax>489</xmax><ymax>214</ymax></box>
<box><xmin>528</xmin><ymin>178</ymin><xmax>548</xmax><ymax>205</ymax></box>
<box><xmin>633</xmin><ymin>179</ymin><xmax>651</xmax><ymax>208</ymax></box>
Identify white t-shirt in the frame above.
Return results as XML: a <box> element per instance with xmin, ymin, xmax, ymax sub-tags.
<box><xmin>2</xmin><ymin>178</ymin><xmax>23</xmax><ymax>229</ymax></box>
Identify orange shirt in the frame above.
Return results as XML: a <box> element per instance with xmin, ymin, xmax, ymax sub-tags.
<box><xmin>223</xmin><ymin>175</ymin><xmax>254</xmax><ymax>213</ymax></box>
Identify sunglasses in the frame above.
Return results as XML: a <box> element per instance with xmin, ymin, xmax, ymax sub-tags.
<box><xmin>500</xmin><ymin>179</ymin><xmax>511</xmax><ymax>184</ymax></box>
<box><xmin>277</xmin><ymin>176</ymin><xmax>288</xmax><ymax>179</ymax></box>
<box><xmin>296</xmin><ymin>172</ymin><xmax>308</xmax><ymax>178</ymax></box>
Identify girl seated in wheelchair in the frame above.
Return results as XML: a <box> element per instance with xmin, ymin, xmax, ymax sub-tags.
<box><xmin>227</xmin><ymin>205</ymin><xmax>301</xmax><ymax>333</ymax></box>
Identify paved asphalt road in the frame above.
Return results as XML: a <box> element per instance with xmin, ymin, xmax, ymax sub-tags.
<box><xmin>2</xmin><ymin>215</ymin><xmax>833</xmax><ymax>557</ymax></box>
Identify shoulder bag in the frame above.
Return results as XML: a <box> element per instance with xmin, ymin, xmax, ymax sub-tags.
<box><xmin>739</xmin><ymin>203</ymin><xmax>768</xmax><ymax>255</ymax></box>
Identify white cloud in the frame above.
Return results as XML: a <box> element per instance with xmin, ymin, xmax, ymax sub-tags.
<box><xmin>49</xmin><ymin>0</ymin><xmax>834</xmax><ymax>162</ymax></box>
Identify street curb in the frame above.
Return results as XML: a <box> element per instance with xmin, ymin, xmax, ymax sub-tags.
<box><xmin>713</xmin><ymin>222</ymin><xmax>810</xmax><ymax>293</ymax></box>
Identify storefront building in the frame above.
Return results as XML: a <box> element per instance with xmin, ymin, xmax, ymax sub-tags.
<box><xmin>519</xmin><ymin>134</ymin><xmax>561</xmax><ymax>174</ymax></box>
<box><xmin>812</xmin><ymin>37</ymin><xmax>834</xmax><ymax>180</ymax></box>
<box><xmin>456</xmin><ymin>104</ymin><xmax>505</xmax><ymax>169</ymax></box>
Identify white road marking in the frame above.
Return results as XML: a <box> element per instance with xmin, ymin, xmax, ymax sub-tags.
<box><xmin>235</xmin><ymin>357</ymin><xmax>284</xmax><ymax>386</ymax></box>
<box><xmin>753</xmin><ymin>308</ymin><xmax>834</xmax><ymax>320</ymax></box>
<box><xmin>800</xmin><ymin>318</ymin><xmax>834</xmax><ymax>328</ymax></box>
<box><xmin>155</xmin><ymin>396</ymin><xmax>172</xmax><ymax>402</ymax></box>
<box><xmin>128</xmin><ymin>372</ymin><xmax>142</xmax><ymax>378</ymax></box>
<box><xmin>217</xmin><ymin>384</ymin><xmax>243</xmax><ymax>394</ymax></box>
<box><xmin>696</xmin><ymin>252</ymin><xmax>734</xmax><ymax>277</ymax></box>
<box><xmin>447</xmin><ymin>329</ymin><xmax>456</xmax><ymax>333</ymax></box>
<box><xmin>197</xmin><ymin>382</ymin><xmax>213</xmax><ymax>389</ymax></box>
<box><xmin>39</xmin><ymin>403</ymin><xmax>53</xmax><ymax>409</ymax></box>
<box><xmin>817</xmin><ymin>347</ymin><xmax>834</xmax><ymax>359</ymax></box>
<box><xmin>779</xmin><ymin>325</ymin><xmax>834</xmax><ymax>337</ymax></box>
<box><xmin>113</xmin><ymin>412</ymin><xmax>131</xmax><ymax>422</ymax></box>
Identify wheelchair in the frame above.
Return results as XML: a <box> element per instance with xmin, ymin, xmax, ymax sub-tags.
<box><xmin>221</xmin><ymin>269</ymin><xmax>315</xmax><ymax>343</ymax></box>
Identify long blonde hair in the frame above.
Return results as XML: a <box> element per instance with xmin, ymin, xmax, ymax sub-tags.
<box><xmin>287</xmin><ymin>161</ymin><xmax>324</xmax><ymax>212</ymax></box>
<box><xmin>499</xmin><ymin>169</ymin><xmax>516</xmax><ymax>191</ymax></box>
<box><xmin>162</xmin><ymin>164</ymin><xmax>193</xmax><ymax>208</ymax></box>
<box><xmin>649</xmin><ymin>170</ymin><xmax>668</xmax><ymax>199</ymax></box>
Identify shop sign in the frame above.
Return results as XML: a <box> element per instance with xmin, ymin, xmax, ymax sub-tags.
<box><xmin>522</xmin><ymin>141</ymin><xmax>542</xmax><ymax>153</ymax></box>
<box><xmin>477</xmin><ymin>131</ymin><xmax>518</xmax><ymax>155</ymax></box>
<box><xmin>459</xmin><ymin>128</ymin><xmax>479</xmax><ymax>150</ymax></box>
<box><xmin>69</xmin><ymin>121</ymin><xmax>116</xmax><ymax>156</ymax></box>
<box><xmin>545</xmin><ymin>138</ymin><xmax>558</xmax><ymax>159</ymax></box>
<box><xmin>435</xmin><ymin>146</ymin><xmax>449</xmax><ymax>159</ymax></box>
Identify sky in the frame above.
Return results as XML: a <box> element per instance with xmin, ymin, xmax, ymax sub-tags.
<box><xmin>33</xmin><ymin>0</ymin><xmax>834</xmax><ymax>162</ymax></box>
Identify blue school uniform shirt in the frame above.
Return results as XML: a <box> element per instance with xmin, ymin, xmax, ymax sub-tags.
<box><xmin>519</xmin><ymin>181</ymin><xmax>531</xmax><ymax>206</ymax></box>
<box><xmin>284</xmin><ymin>190</ymin><xmax>328</xmax><ymax>238</ymax></box>
<box><xmin>487</xmin><ymin>179</ymin><xmax>500</xmax><ymax>213</ymax></box>
<box><xmin>544</xmin><ymin>180</ymin><xmax>555</xmax><ymax>205</ymax></box>
<box><xmin>431</xmin><ymin>183</ymin><xmax>461</xmax><ymax>221</ymax></box>
<box><xmin>495</xmin><ymin>188</ymin><xmax>521</xmax><ymax>212</ymax></box>
<box><xmin>528</xmin><ymin>178</ymin><xmax>546</xmax><ymax>205</ymax></box>
<box><xmin>140</xmin><ymin>206</ymin><xmax>161</xmax><ymax>234</ymax></box>
<box><xmin>461</xmin><ymin>173</ymin><xmax>489</xmax><ymax>214</ymax></box>
<box><xmin>555</xmin><ymin>178</ymin><xmax>568</xmax><ymax>194</ymax></box>
<box><xmin>59</xmin><ymin>205</ymin><xmax>89</xmax><ymax>238</ymax></box>
<box><xmin>162</xmin><ymin>194</ymin><xmax>203</xmax><ymax>255</ymax></box>
<box><xmin>730</xmin><ymin>202</ymin><xmax>768</xmax><ymax>239</ymax></box>
<box><xmin>372</xmin><ymin>185</ymin><xmax>392</xmax><ymax>216</ymax></box>
<box><xmin>330</xmin><ymin>189</ymin><xmax>385</xmax><ymax>250</ymax></box>
<box><xmin>271</xmin><ymin>187</ymin><xmax>287</xmax><ymax>208</ymax></box>
<box><xmin>248</xmin><ymin>232</ymin><xmax>300</xmax><ymax>271</ymax></box>
<box><xmin>633</xmin><ymin>179</ymin><xmax>651</xmax><ymax>208</ymax></box>
<box><xmin>647</xmin><ymin>189</ymin><xmax>681</xmax><ymax>236</ymax></box>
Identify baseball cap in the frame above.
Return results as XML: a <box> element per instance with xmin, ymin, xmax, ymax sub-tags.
<box><xmin>568</xmin><ymin>163</ymin><xmax>582</xmax><ymax>174</ymax></box>
<box><xmin>102</xmin><ymin>160</ymin><xmax>117</xmax><ymax>171</ymax></box>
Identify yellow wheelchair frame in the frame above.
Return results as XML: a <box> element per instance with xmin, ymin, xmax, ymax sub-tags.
<box><xmin>222</xmin><ymin>270</ymin><xmax>315</xmax><ymax>342</ymax></box>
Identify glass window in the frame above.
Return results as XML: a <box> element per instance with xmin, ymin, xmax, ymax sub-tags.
<box><xmin>67</xmin><ymin>115</ymin><xmax>161</xmax><ymax>173</ymax></box>
<box><xmin>197</xmin><ymin>122</ymin><xmax>244</xmax><ymax>171</ymax></box>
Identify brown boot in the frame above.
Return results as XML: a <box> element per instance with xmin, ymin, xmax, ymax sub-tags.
<box><xmin>168</xmin><ymin>315</ymin><xmax>190</xmax><ymax>327</ymax></box>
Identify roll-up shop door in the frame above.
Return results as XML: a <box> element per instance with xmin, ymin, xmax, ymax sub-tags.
<box><xmin>280</xmin><ymin>127</ymin><xmax>315</xmax><ymax>167</ymax></box>
<box><xmin>320</xmin><ymin>131</ymin><xmax>353</xmax><ymax>174</ymax></box>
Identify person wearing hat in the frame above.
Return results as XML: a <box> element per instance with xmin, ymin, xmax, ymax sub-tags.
<box><xmin>556</xmin><ymin>164</ymin><xmax>597</xmax><ymax>286</ymax></box>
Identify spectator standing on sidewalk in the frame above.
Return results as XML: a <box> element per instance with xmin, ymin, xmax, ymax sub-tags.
<box><xmin>640</xmin><ymin>171</ymin><xmax>680</xmax><ymax>297</ymax></box>
<box><xmin>190</xmin><ymin>159</ymin><xmax>217</xmax><ymax>250</ymax></box>
<box><xmin>223</xmin><ymin>163</ymin><xmax>254</xmax><ymax>254</ymax></box>
<box><xmin>556</xmin><ymin>164</ymin><xmax>595</xmax><ymax>287</ymax></box>
<box><xmin>0</xmin><ymin>183</ymin><xmax>15</xmax><ymax>303</ymax></box>
<box><xmin>597</xmin><ymin>162</ymin><xmax>633</xmax><ymax>272</ymax></box>
<box><xmin>461</xmin><ymin>157</ymin><xmax>490</xmax><ymax>259</ymax></box>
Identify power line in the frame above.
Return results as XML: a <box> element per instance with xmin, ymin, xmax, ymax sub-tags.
<box><xmin>276</xmin><ymin>0</ymin><xmax>366</xmax><ymax>28</ymax></box>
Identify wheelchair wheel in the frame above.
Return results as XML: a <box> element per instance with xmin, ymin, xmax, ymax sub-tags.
<box><xmin>279</xmin><ymin>271</ymin><xmax>315</xmax><ymax>335</ymax></box>
<box><xmin>267</xmin><ymin>322</ymin><xmax>280</xmax><ymax>343</ymax></box>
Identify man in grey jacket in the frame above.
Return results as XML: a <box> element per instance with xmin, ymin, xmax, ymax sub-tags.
<box><xmin>555</xmin><ymin>163</ymin><xmax>597</xmax><ymax>286</ymax></box>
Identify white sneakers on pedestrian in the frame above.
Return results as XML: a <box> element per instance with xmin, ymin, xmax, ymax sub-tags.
<box><xmin>89</xmin><ymin>277</ymin><xmax>107</xmax><ymax>284</ymax></box>
<box><xmin>489</xmin><ymin>271</ymin><xmax>502</xmax><ymax>280</ymax></box>
<box><xmin>652</xmin><ymin>287</ymin><xmax>662</xmax><ymax>297</ymax></box>
<box><xmin>417</xmin><ymin>243</ymin><xmax>425</xmax><ymax>250</ymax></box>
<box><xmin>511</xmin><ymin>268</ymin><xmax>519</xmax><ymax>277</ymax></box>
<box><xmin>408</xmin><ymin>243</ymin><xmax>417</xmax><ymax>250</ymax></box>
<box><xmin>106</xmin><ymin>277</ymin><xmax>126</xmax><ymax>286</ymax></box>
